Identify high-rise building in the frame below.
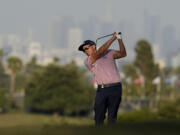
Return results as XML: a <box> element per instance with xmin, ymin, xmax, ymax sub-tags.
<box><xmin>22</xmin><ymin>28</ymin><xmax>35</xmax><ymax>56</ymax></box>
<box><xmin>48</xmin><ymin>16</ymin><xmax>74</xmax><ymax>50</ymax></box>
<box><xmin>68</xmin><ymin>27</ymin><xmax>84</xmax><ymax>66</ymax></box>
<box><xmin>48</xmin><ymin>16</ymin><xmax>62</xmax><ymax>49</ymax></box>
<box><xmin>143</xmin><ymin>10</ymin><xmax>161</xmax><ymax>44</ymax></box>
<box><xmin>80</xmin><ymin>16</ymin><xmax>100</xmax><ymax>41</ymax></box>
<box><xmin>68</xmin><ymin>28</ymin><xmax>82</xmax><ymax>52</ymax></box>
<box><xmin>172</xmin><ymin>52</ymin><xmax>180</xmax><ymax>68</ymax></box>
<box><xmin>60</xmin><ymin>16</ymin><xmax>75</xmax><ymax>49</ymax></box>
<box><xmin>0</xmin><ymin>34</ymin><xmax>22</xmax><ymax>55</ymax></box>
<box><xmin>152</xmin><ymin>43</ymin><xmax>161</xmax><ymax>62</ymax></box>
<box><xmin>162</xmin><ymin>25</ymin><xmax>177</xmax><ymax>66</ymax></box>
<box><xmin>99</xmin><ymin>0</ymin><xmax>114</xmax><ymax>39</ymax></box>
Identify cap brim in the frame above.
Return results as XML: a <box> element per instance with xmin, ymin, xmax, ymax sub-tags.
<box><xmin>78</xmin><ymin>44</ymin><xmax>86</xmax><ymax>51</ymax></box>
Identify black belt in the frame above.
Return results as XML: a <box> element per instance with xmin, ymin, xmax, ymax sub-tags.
<box><xmin>98</xmin><ymin>82</ymin><xmax>121</xmax><ymax>88</ymax></box>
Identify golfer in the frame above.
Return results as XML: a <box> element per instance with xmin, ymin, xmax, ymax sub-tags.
<box><xmin>78</xmin><ymin>32</ymin><xmax>127</xmax><ymax>125</ymax></box>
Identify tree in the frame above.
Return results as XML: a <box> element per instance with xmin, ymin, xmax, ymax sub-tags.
<box><xmin>134</xmin><ymin>40</ymin><xmax>159</xmax><ymax>81</ymax></box>
<box><xmin>7</xmin><ymin>56</ymin><xmax>23</xmax><ymax>97</ymax></box>
<box><xmin>0</xmin><ymin>49</ymin><xmax>5</xmax><ymax>74</ymax></box>
<box><xmin>134</xmin><ymin>40</ymin><xmax>159</xmax><ymax>97</ymax></box>
<box><xmin>25</xmin><ymin>61</ymin><xmax>95</xmax><ymax>115</ymax></box>
<box><xmin>0</xmin><ymin>88</ymin><xmax>6</xmax><ymax>112</ymax></box>
<box><xmin>53</xmin><ymin>57</ymin><xmax>60</xmax><ymax>64</ymax></box>
<box><xmin>0</xmin><ymin>49</ymin><xmax>9</xmax><ymax>111</ymax></box>
<box><xmin>123</xmin><ymin>64</ymin><xmax>138</xmax><ymax>80</ymax></box>
<box><xmin>174</xmin><ymin>66</ymin><xmax>180</xmax><ymax>78</ymax></box>
<box><xmin>25</xmin><ymin>56</ymin><xmax>42</xmax><ymax>77</ymax></box>
<box><xmin>0</xmin><ymin>49</ymin><xmax>10</xmax><ymax>95</ymax></box>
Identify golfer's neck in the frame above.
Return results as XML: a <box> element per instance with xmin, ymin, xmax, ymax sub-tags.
<box><xmin>90</xmin><ymin>50</ymin><xmax>97</xmax><ymax>56</ymax></box>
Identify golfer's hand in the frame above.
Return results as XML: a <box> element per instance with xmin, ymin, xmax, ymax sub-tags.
<box><xmin>112</xmin><ymin>32</ymin><xmax>117</xmax><ymax>40</ymax></box>
<box><xmin>116</xmin><ymin>32</ymin><xmax>122</xmax><ymax>39</ymax></box>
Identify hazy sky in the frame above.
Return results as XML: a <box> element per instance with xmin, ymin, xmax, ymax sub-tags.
<box><xmin>0</xmin><ymin>0</ymin><xmax>179</xmax><ymax>40</ymax></box>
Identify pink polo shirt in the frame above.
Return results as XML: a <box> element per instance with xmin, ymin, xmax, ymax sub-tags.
<box><xmin>84</xmin><ymin>49</ymin><xmax>121</xmax><ymax>85</ymax></box>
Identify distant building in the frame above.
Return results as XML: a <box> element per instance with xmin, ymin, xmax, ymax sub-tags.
<box><xmin>152</xmin><ymin>43</ymin><xmax>161</xmax><ymax>62</ymax></box>
<box><xmin>48</xmin><ymin>16</ymin><xmax>74</xmax><ymax>49</ymax></box>
<box><xmin>67</xmin><ymin>28</ymin><xmax>84</xmax><ymax>66</ymax></box>
<box><xmin>48</xmin><ymin>16</ymin><xmax>62</xmax><ymax>49</ymax></box>
<box><xmin>143</xmin><ymin>10</ymin><xmax>161</xmax><ymax>44</ymax></box>
<box><xmin>7</xmin><ymin>34</ymin><xmax>21</xmax><ymax>54</ymax></box>
<box><xmin>157</xmin><ymin>59</ymin><xmax>166</xmax><ymax>69</ymax></box>
<box><xmin>162</xmin><ymin>25</ymin><xmax>177</xmax><ymax>66</ymax></box>
<box><xmin>0</xmin><ymin>34</ymin><xmax>26</xmax><ymax>61</ymax></box>
<box><xmin>80</xmin><ymin>16</ymin><xmax>100</xmax><ymax>41</ymax></box>
<box><xmin>172</xmin><ymin>52</ymin><xmax>180</xmax><ymax>68</ymax></box>
<box><xmin>0</xmin><ymin>34</ymin><xmax>22</xmax><ymax>54</ymax></box>
<box><xmin>68</xmin><ymin>28</ymin><xmax>82</xmax><ymax>52</ymax></box>
<box><xmin>28</xmin><ymin>42</ymin><xmax>42</xmax><ymax>64</ymax></box>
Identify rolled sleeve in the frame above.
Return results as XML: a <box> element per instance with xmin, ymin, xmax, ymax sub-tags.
<box><xmin>84</xmin><ymin>56</ymin><xmax>93</xmax><ymax>71</ymax></box>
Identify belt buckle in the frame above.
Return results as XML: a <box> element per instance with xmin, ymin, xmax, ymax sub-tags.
<box><xmin>101</xmin><ymin>84</ymin><xmax>104</xmax><ymax>88</ymax></box>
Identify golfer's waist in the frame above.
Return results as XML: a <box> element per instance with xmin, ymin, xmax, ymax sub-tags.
<box><xmin>98</xmin><ymin>82</ymin><xmax>121</xmax><ymax>88</ymax></box>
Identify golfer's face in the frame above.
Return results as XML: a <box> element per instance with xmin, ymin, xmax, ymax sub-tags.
<box><xmin>83</xmin><ymin>44</ymin><xmax>95</xmax><ymax>56</ymax></box>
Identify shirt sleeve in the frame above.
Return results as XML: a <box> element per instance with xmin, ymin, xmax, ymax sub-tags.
<box><xmin>84</xmin><ymin>56</ymin><xmax>93</xmax><ymax>71</ymax></box>
<box><xmin>107</xmin><ymin>49</ymin><xmax>116</xmax><ymax>58</ymax></box>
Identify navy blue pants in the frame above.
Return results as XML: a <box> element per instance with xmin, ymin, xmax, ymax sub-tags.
<box><xmin>94</xmin><ymin>83</ymin><xmax>122</xmax><ymax>125</ymax></box>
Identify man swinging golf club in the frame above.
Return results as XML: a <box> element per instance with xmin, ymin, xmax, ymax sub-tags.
<box><xmin>78</xmin><ymin>32</ymin><xmax>127</xmax><ymax>125</ymax></box>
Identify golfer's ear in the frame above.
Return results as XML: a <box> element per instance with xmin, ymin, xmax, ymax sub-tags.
<box><xmin>92</xmin><ymin>45</ymin><xmax>96</xmax><ymax>50</ymax></box>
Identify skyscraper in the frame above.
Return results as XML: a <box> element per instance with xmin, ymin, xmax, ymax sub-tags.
<box><xmin>162</xmin><ymin>25</ymin><xmax>177</xmax><ymax>66</ymax></box>
<box><xmin>80</xmin><ymin>16</ymin><xmax>100</xmax><ymax>41</ymax></box>
<box><xmin>99</xmin><ymin>0</ymin><xmax>114</xmax><ymax>36</ymax></box>
<box><xmin>68</xmin><ymin>27</ymin><xmax>84</xmax><ymax>66</ymax></box>
<box><xmin>60</xmin><ymin>16</ymin><xmax>75</xmax><ymax>49</ymax></box>
<box><xmin>48</xmin><ymin>16</ymin><xmax>74</xmax><ymax>49</ymax></box>
<box><xmin>48</xmin><ymin>16</ymin><xmax>62</xmax><ymax>49</ymax></box>
<box><xmin>143</xmin><ymin>10</ymin><xmax>161</xmax><ymax>44</ymax></box>
<box><xmin>68</xmin><ymin>27</ymin><xmax>82</xmax><ymax>52</ymax></box>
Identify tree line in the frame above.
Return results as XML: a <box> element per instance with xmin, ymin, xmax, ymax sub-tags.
<box><xmin>122</xmin><ymin>40</ymin><xmax>180</xmax><ymax>110</ymax></box>
<box><xmin>0</xmin><ymin>39</ymin><xmax>180</xmax><ymax>114</ymax></box>
<box><xmin>0</xmin><ymin>51</ymin><xmax>95</xmax><ymax>115</ymax></box>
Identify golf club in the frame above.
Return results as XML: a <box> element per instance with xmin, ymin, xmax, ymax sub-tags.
<box><xmin>96</xmin><ymin>32</ymin><xmax>121</xmax><ymax>44</ymax></box>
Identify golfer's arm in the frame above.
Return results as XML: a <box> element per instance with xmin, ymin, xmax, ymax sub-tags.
<box><xmin>113</xmin><ymin>39</ymin><xmax>127</xmax><ymax>59</ymax></box>
<box><xmin>91</xmin><ymin>36</ymin><xmax>116</xmax><ymax>63</ymax></box>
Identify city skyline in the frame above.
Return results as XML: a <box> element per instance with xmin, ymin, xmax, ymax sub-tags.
<box><xmin>0</xmin><ymin>0</ymin><xmax>180</xmax><ymax>38</ymax></box>
<box><xmin>0</xmin><ymin>0</ymin><xmax>180</xmax><ymax>67</ymax></box>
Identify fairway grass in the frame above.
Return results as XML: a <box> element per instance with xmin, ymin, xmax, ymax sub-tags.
<box><xmin>0</xmin><ymin>111</ymin><xmax>94</xmax><ymax>127</ymax></box>
<box><xmin>0</xmin><ymin>112</ymin><xmax>180</xmax><ymax>135</ymax></box>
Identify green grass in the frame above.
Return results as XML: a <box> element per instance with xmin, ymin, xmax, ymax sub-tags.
<box><xmin>0</xmin><ymin>111</ymin><xmax>180</xmax><ymax>135</ymax></box>
<box><xmin>0</xmin><ymin>111</ymin><xmax>93</xmax><ymax>128</ymax></box>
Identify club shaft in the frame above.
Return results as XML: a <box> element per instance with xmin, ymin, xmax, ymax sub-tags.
<box><xmin>97</xmin><ymin>33</ymin><xmax>113</xmax><ymax>40</ymax></box>
<box><xmin>96</xmin><ymin>32</ymin><xmax>121</xmax><ymax>43</ymax></box>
